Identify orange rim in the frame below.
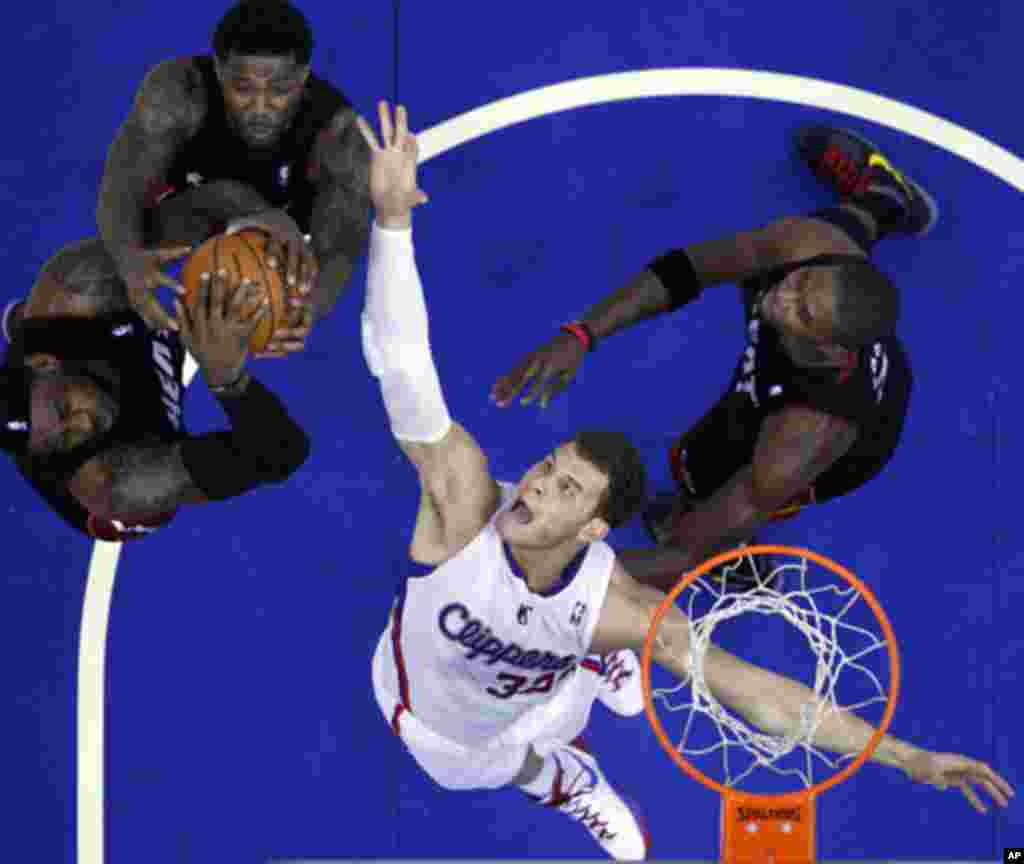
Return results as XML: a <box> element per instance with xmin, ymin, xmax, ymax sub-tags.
<box><xmin>641</xmin><ymin>544</ymin><xmax>901</xmax><ymax>801</ymax></box>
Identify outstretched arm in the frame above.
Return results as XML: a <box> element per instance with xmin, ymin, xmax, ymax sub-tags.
<box><xmin>358</xmin><ymin>102</ymin><xmax>500</xmax><ymax>563</ymax></box>
<box><xmin>590</xmin><ymin>563</ymin><xmax>1013</xmax><ymax>813</ymax></box>
<box><xmin>491</xmin><ymin>218</ymin><xmax>805</xmax><ymax>408</ymax></box>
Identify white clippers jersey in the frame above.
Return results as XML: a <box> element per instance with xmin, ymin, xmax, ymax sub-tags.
<box><xmin>373</xmin><ymin>483</ymin><xmax>615</xmax><ymax>748</ymax></box>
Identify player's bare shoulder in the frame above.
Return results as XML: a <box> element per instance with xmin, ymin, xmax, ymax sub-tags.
<box><xmin>132</xmin><ymin>57</ymin><xmax>208</xmax><ymax>141</ymax></box>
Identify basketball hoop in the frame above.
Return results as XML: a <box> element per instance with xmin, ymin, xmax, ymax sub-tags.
<box><xmin>640</xmin><ymin>545</ymin><xmax>901</xmax><ymax>864</ymax></box>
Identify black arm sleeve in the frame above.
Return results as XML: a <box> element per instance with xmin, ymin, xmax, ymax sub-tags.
<box><xmin>179</xmin><ymin>376</ymin><xmax>310</xmax><ymax>500</ymax></box>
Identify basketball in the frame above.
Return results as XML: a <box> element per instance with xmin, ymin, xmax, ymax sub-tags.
<box><xmin>179</xmin><ymin>230</ymin><xmax>287</xmax><ymax>353</ymax></box>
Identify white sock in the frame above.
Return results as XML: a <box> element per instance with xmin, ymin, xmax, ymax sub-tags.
<box><xmin>518</xmin><ymin>750</ymin><xmax>561</xmax><ymax>801</ymax></box>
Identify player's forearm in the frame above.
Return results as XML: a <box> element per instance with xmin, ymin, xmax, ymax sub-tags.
<box><xmin>724</xmin><ymin>652</ymin><xmax>919</xmax><ymax>772</ymax></box>
<box><xmin>309</xmin><ymin>250</ymin><xmax>355</xmax><ymax>320</ymax></box>
<box><xmin>580</xmin><ymin>232</ymin><xmax>762</xmax><ymax>342</ymax></box>
<box><xmin>578</xmin><ymin>268</ymin><xmax>675</xmax><ymax>341</ymax></box>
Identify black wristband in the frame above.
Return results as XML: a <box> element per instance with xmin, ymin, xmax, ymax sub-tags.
<box><xmin>648</xmin><ymin>249</ymin><xmax>703</xmax><ymax>311</ymax></box>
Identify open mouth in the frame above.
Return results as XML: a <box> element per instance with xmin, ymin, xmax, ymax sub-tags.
<box><xmin>508</xmin><ymin>498</ymin><xmax>534</xmax><ymax>525</ymax></box>
<box><xmin>246</xmin><ymin>123</ymin><xmax>279</xmax><ymax>140</ymax></box>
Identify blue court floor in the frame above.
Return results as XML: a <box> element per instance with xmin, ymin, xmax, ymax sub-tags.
<box><xmin>2</xmin><ymin>2</ymin><xmax>1021</xmax><ymax>861</ymax></box>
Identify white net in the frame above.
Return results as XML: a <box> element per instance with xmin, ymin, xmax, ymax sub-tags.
<box><xmin>651</xmin><ymin>549</ymin><xmax>893</xmax><ymax>790</ymax></box>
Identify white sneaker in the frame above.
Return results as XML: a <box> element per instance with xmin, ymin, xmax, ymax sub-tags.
<box><xmin>541</xmin><ymin>744</ymin><xmax>649</xmax><ymax>860</ymax></box>
<box><xmin>595</xmin><ymin>651</ymin><xmax>644</xmax><ymax>717</ymax></box>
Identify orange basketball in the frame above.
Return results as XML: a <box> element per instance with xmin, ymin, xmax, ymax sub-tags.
<box><xmin>179</xmin><ymin>230</ymin><xmax>288</xmax><ymax>353</ymax></box>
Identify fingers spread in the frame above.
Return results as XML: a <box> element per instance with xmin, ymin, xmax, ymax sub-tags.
<box><xmin>539</xmin><ymin>371</ymin><xmax>572</xmax><ymax>409</ymax></box>
<box><xmin>959</xmin><ymin>782</ymin><xmax>986</xmax><ymax>814</ymax></box>
<box><xmin>520</xmin><ymin>366</ymin><xmax>554</xmax><ymax>406</ymax></box>
<box><xmin>211</xmin><ymin>269</ymin><xmax>231</xmax><ymax>319</ymax></box>
<box><xmin>146</xmin><ymin>296</ymin><xmax>178</xmax><ymax>332</ymax></box>
<box><xmin>173</xmin><ymin>299</ymin><xmax>192</xmax><ymax>340</ymax></box>
<box><xmin>378</xmin><ymin>100</ymin><xmax>394</xmax><ymax>148</ymax></box>
<box><xmin>356</xmin><ymin>114</ymin><xmax>380</xmax><ymax>151</ymax></box>
<box><xmin>495</xmin><ymin>361</ymin><xmax>539</xmax><ymax>404</ymax></box>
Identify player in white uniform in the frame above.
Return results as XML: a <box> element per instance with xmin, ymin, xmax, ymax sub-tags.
<box><xmin>357</xmin><ymin>103</ymin><xmax>1014</xmax><ymax>861</ymax></box>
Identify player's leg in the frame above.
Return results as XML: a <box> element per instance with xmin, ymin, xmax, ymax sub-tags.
<box><xmin>374</xmin><ymin>635</ymin><xmax>648</xmax><ymax>858</ymax></box>
<box><xmin>515</xmin><ymin>741</ymin><xmax>649</xmax><ymax>859</ymax></box>
<box><xmin>797</xmin><ymin>126</ymin><xmax>939</xmax><ymax>242</ymax></box>
<box><xmin>649</xmin><ymin>391</ymin><xmax>818</xmax><ymax>588</ymax></box>
<box><xmin>643</xmin><ymin>389</ymin><xmax>753</xmax><ymax>545</ymax></box>
<box><xmin>515</xmin><ymin>662</ymin><xmax>648</xmax><ymax>858</ymax></box>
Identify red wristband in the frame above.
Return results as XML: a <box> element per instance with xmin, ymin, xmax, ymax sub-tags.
<box><xmin>560</xmin><ymin>321</ymin><xmax>595</xmax><ymax>352</ymax></box>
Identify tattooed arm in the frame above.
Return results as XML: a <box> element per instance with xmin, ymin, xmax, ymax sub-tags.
<box><xmin>97</xmin><ymin>58</ymin><xmax>205</xmax><ymax>260</ymax></box>
<box><xmin>96</xmin><ymin>58</ymin><xmax>206</xmax><ymax>330</ymax></box>
<box><xmin>307</xmin><ymin>108</ymin><xmax>371</xmax><ymax>320</ymax></box>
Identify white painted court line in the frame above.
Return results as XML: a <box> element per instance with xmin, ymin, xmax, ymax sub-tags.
<box><xmin>416</xmin><ymin>68</ymin><xmax>1024</xmax><ymax>191</ymax></box>
<box><xmin>77</xmin><ymin>354</ymin><xmax>196</xmax><ymax>864</ymax></box>
<box><xmin>77</xmin><ymin>69</ymin><xmax>1024</xmax><ymax>864</ymax></box>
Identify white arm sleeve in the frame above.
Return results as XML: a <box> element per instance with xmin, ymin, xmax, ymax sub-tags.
<box><xmin>361</xmin><ymin>222</ymin><xmax>453</xmax><ymax>444</ymax></box>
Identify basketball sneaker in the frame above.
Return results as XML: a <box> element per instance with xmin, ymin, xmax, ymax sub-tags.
<box><xmin>796</xmin><ymin>126</ymin><xmax>939</xmax><ymax>236</ymax></box>
<box><xmin>535</xmin><ymin>743</ymin><xmax>650</xmax><ymax>860</ymax></box>
<box><xmin>596</xmin><ymin>651</ymin><xmax>644</xmax><ymax>717</ymax></box>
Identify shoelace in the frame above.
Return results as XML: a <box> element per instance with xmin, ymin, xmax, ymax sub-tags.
<box><xmin>546</xmin><ymin>759</ymin><xmax>619</xmax><ymax>841</ymax></box>
<box><xmin>561</xmin><ymin>795</ymin><xmax>619</xmax><ymax>841</ymax></box>
<box><xmin>821</xmin><ymin>145</ymin><xmax>870</xmax><ymax>197</ymax></box>
<box><xmin>603</xmin><ymin>654</ymin><xmax>633</xmax><ymax>693</ymax></box>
